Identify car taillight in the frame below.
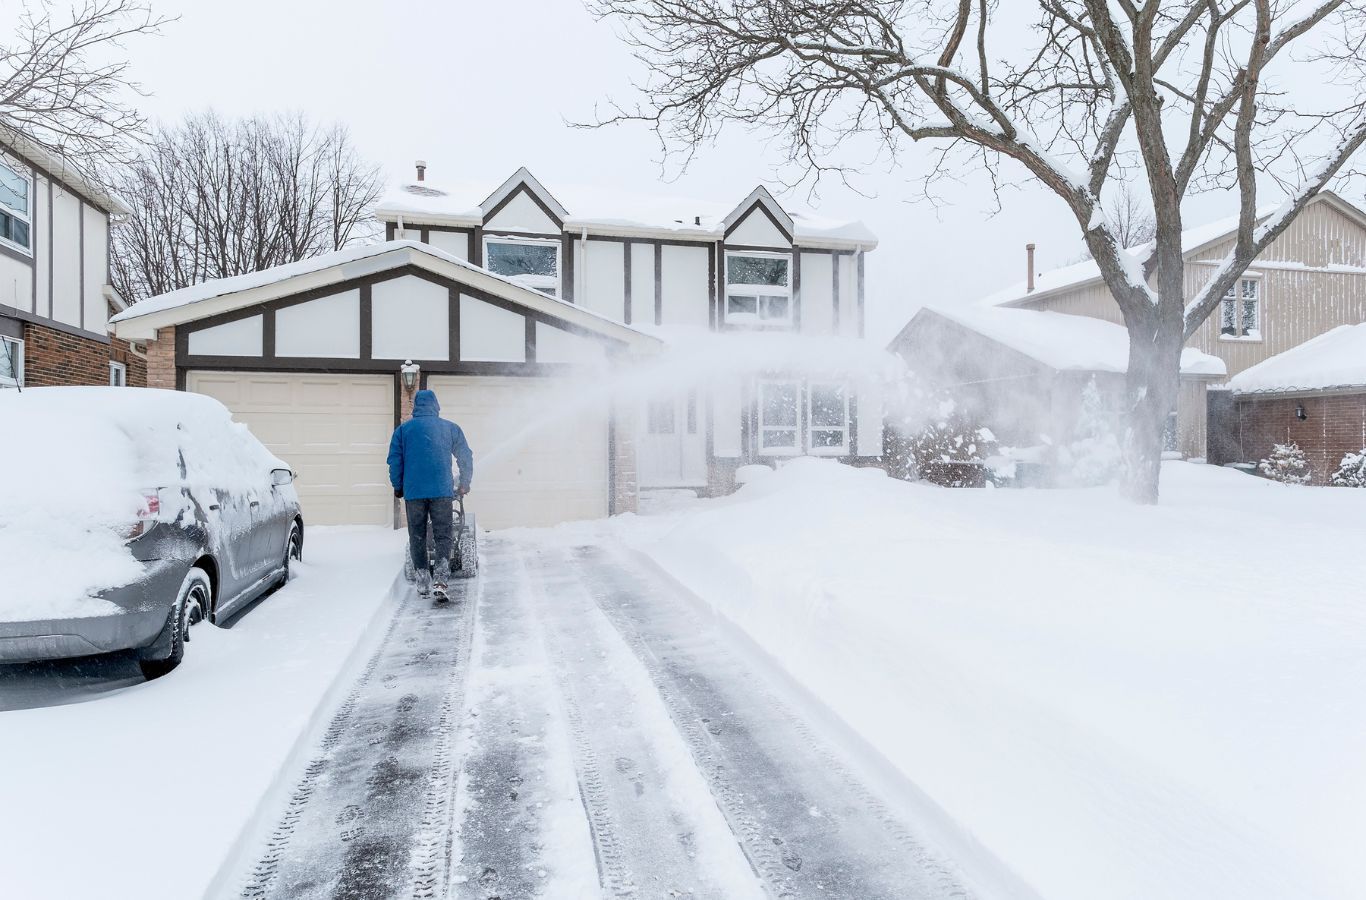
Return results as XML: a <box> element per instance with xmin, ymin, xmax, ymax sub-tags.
<box><xmin>125</xmin><ymin>491</ymin><xmax>162</xmax><ymax>541</ymax></box>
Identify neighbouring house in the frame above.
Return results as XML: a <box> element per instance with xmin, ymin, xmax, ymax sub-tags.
<box><xmin>0</xmin><ymin>131</ymin><xmax>145</xmax><ymax>389</ymax></box>
<box><xmin>887</xmin><ymin>305</ymin><xmax>1225</xmax><ymax>480</ymax></box>
<box><xmin>110</xmin><ymin>167</ymin><xmax>884</xmax><ymax>530</ymax></box>
<box><xmin>374</xmin><ymin>166</ymin><xmax>885</xmax><ymax>496</ymax></box>
<box><xmin>1215</xmin><ymin>322</ymin><xmax>1366</xmax><ymax>483</ymax></box>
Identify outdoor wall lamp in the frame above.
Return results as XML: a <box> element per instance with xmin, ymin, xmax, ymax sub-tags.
<box><xmin>400</xmin><ymin>359</ymin><xmax>420</xmax><ymax>392</ymax></box>
<box><xmin>1295</xmin><ymin>403</ymin><xmax>1308</xmax><ymax>421</ymax></box>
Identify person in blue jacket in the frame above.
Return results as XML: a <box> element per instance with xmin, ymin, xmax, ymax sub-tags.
<box><xmin>387</xmin><ymin>389</ymin><xmax>474</xmax><ymax>596</ymax></box>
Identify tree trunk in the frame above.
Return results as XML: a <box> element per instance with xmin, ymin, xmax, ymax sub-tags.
<box><xmin>1119</xmin><ymin>322</ymin><xmax>1184</xmax><ymax>504</ymax></box>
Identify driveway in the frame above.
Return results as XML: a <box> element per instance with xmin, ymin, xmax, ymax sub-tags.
<box><xmin>227</xmin><ymin>531</ymin><xmax>973</xmax><ymax>900</ymax></box>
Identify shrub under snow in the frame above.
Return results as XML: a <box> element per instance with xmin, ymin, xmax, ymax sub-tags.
<box><xmin>1258</xmin><ymin>441</ymin><xmax>1312</xmax><ymax>485</ymax></box>
<box><xmin>1331</xmin><ymin>450</ymin><xmax>1366</xmax><ymax>488</ymax></box>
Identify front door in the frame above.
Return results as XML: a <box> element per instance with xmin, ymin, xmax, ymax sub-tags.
<box><xmin>639</xmin><ymin>391</ymin><xmax>706</xmax><ymax>488</ymax></box>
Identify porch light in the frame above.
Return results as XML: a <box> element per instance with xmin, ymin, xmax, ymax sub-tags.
<box><xmin>400</xmin><ymin>360</ymin><xmax>420</xmax><ymax>392</ymax></box>
<box><xmin>1295</xmin><ymin>403</ymin><xmax>1307</xmax><ymax>421</ymax></box>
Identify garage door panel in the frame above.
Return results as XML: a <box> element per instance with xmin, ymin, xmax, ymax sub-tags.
<box><xmin>428</xmin><ymin>375</ymin><xmax>609</xmax><ymax>530</ymax></box>
<box><xmin>188</xmin><ymin>371</ymin><xmax>395</xmax><ymax>527</ymax></box>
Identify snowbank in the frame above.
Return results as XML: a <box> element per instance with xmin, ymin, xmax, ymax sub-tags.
<box><xmin>0</xmin><ymin>388</ymin><xmax>284</xmax><ymax>620</ymax></box>
<box><xmin>1228</xmin><ymin>320</ymin><xmax>1366</xmax><ymax>394</ymax></box>
<box><xmin>621</xmin><ymin>459</ymin><xmax>1366</xmax><ymax>900</ymax></box>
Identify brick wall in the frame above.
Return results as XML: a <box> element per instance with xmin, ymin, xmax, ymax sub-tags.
<box><xmin>21</xmin><ymin>322</ymin><xmax>116</xmax><ymax>387</ymax></box>
<box><xmin>1232</xmin><ymin>393</ymin><xmax>1366</xmax><ymax>483</ymax></box>
<box><xmin>111</xmin><ymin>338</ymin><xmax>148</xmax><ymax>387</ymax></box>
<box><xmin>144</xmin><ymin>326</ymin><xmax>176</xmax><ymax>389</ymax></box>
<box><xmin>612</xmin><ymin>402</ymin><xmax>639</xmax><ymax>515</ymax></box>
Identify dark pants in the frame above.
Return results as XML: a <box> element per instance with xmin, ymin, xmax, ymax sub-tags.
<box><xmin>405</xmin><ymin>497</ymin><xmax>453</xmax><ymax>581</ymax></box>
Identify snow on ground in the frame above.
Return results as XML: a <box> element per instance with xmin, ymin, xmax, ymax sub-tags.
<box><xmin>615</xmin><ymin>460</ymin><xmax>1366</xmax><ymax>900</ymax></box>
<box><xmin>0</xmin><ymin>526</ymin><xmax>405</xmax><ymax>900</ymax></box>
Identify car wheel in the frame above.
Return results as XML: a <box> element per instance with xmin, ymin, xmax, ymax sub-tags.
<box><xmin>139</xmin><ymin>567</ymin><xmax>210</xmax><ymax>680</ymax></box>
<box><xmin>279</xmin><ymin>522</ymin><xmax>302</xmax><ymax>586</ymax></box>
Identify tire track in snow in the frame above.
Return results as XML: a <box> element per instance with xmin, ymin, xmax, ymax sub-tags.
<box><xmin>236</xmin><ymin>575</ymin><xmax>474</xmax><ymax>900</ymax></box>
<box><xmin>569</xmin><ymin>541</ymin><xmax>974</xmax><ymax>900</ymax></box>
<box><xmin>522</xmin><ymin>545</ymin><xmax>763</xmax><ymax>900</ymax></box>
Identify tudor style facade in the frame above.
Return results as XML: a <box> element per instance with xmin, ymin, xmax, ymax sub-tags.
<box><xmin>375</xmin><ymin>167</ymin><xmax>883</xmax><ymax>495</ymax></box>
<box><xmin>0</xmin><ymin>131</ymin><xmax>144</xmax><ymax>390</ymax></box>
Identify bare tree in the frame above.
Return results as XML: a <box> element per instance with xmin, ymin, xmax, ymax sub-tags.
<box><xmin>0</xmin><ymin>1</ymin><xmax>168</xmax><ymax>176</ymax></box>
<box><xmin>111</xmin><ymin>111</ymin><xmax>385</xmax><ymax>303</ymax></box>
<box><xmin>589</xmin><ymin>0</ymin><xmax>1366</xmax><ymax>502</ymax></box>
<box><xmin>1074</xmin><ymin>184</ymin><xmax>1156</xmax><ymax>259</ymax></box>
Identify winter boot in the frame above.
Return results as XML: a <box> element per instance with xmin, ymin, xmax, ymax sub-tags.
<box><xmin>416</xmin><ymin>569</ymin><xmax>432</xmax><ymax>598</ymax></box>
<box><xmin>432</xmin><ymin>559</ymin><xmax>451</xmax><ymax>602</ymax></box>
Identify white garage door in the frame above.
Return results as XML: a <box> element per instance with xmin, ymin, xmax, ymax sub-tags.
<box><xmin>427</xmin><ymin>375</ymin><xmax>609</xmax><ymax>530</ymax></box>
<box><xmin>187</xmin><ymin>371</ymin><xmax>395</xmax><ymax>526</ymax></box>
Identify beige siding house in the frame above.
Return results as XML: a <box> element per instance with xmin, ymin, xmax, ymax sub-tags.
<box><xmin>987</xmin><ymin>192</ymin><xmax>1366</xmax><ymax>459</ymax></box>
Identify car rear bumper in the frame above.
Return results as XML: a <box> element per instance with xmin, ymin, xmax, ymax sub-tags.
<box><xmin>0</xmin><ymin>560</ymin><xmax>189</xmax><ymax>663</ymax></box>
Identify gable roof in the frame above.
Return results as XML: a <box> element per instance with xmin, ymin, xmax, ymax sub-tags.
<box><xmin>0</xmin><ymin>126</ymin><xmax>131</xmax><ymax>216</ymax></box>
<box><xmin>980</xmin><ymin>192</ymin><xmax>1366</xmax><ymax>310</ymax></box>
<box><xmin>373</xmin><ymin>170</ymin><xmax>878</xmax><ymax>249</ymax></box>
<box><xmin>722</xmin><ymin>186</ymin><xmax>795</xmax><ymax>241</ymax></box>
<box><xmin>1227</xmin><ymin>321</ymin><xmax>1366</xmax><ymax>394</ymax></box>
<box><xmin>110</xmin><ymin>240</ymin><xmax>661</xmax><ymax>352</ymax></box>
<box><xmin>478</xmin><ymin>166</ymin><xmax>570</xmax><ymax>224</ymax></box>
<box><xmin>896</xmin><ymin>305</ymin><xmax>1226</xmax><ymax>377</ymax></box>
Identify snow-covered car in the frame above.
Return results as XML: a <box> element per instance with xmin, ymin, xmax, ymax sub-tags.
<box><xmin>0</xmin><ymin>387</ymin><xmax>303</xmax><ymax>678</ymax></box>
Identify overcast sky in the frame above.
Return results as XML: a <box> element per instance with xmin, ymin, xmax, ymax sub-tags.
<box><xmin>97</xmin><ymin>0</ymin><xmax>1365</xmax><ymax>342</ymax></box>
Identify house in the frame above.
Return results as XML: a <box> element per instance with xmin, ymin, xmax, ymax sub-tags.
<box><xmin>0</xmin><ymin>131</ymin><xmax>144</xmax><ymax>389</ymax></box>
<box><xmin>373</xmin><ymin>166</ymin><xmax>884</xmax><ymax>496</ymax></box>
<box><xmin>887</xmin><ymin>305</ymin><xmax>1225</xmax><ymax>475</ymax></box>
<box><xmin>972</xmin><ymin>192</ymin><xmax>1366</xmax><ymax>459</ymax></box>
<box><xmin>1217</xmin><ymin>322</ymin><xmax>1366</xmax><ymax>483</ymax></box>
<box><xmin>110</xmin><ymin>166</ymin><xmax>884</xmax><ymax>530</ymax></box>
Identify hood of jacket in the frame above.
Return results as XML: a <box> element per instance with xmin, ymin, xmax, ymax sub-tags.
<box><xmin>412</xmin><ymin>389</ymin><xmax>440</xmax><ymax>417</ymax></box>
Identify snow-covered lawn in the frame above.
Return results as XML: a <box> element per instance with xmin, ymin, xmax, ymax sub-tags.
<box><xmin>617</xmin><ymin>460</ymin><xmax>1366</xmax><ymax>900</ymax></box>
<box><xmin>0</xmin><ymin>526</ymin><xmax>405</xmax><ymax>900</ymax></box>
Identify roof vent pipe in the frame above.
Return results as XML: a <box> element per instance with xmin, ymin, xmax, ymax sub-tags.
<box><xmin>694</xmin><ymin>216</ymin><xmax>701</xmax><ymax>226</ymax></box>
<box><xmin>415</xmin><ymin>160</ymin><xmax>427</xmax><ymax>182</ymax></box>
<box><xmin>1026</xmin><ymin>243</ymin><xmax>1036</xmax><ymax>293</ymax></box>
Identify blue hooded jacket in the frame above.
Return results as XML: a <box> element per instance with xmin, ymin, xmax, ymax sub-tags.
<box><xmin>387</xmin><ymin>390</ymin><xmax>474</xmax><ymax>500</ymax></box>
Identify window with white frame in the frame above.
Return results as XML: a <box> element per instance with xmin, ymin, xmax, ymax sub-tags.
<box><xmin>484</xmin><ymin>237</ymin><xmax>560</xmax><ymax>296</ymax></box>
<box><xmin>109</xmin><ymin>361</ymin><xmax>127</xmax><ymax>387</ymax></box>
<box><xmin>808</xmin><ymin>382</ymin><xmax>849</xmax><ymax>454</ymax></box>
<box><xmin>0</xmin><ymin>336</ymin><xmax>23</xmax><ymax>388</ymax></box>
<box><xmin>758</xmin><ymin>380</ymin><xmax>801</xmax><ymax>454</ymax></box>
<box><xmin>1220</xmin><ymin>276</ymin><xmax>1260</xmax><ymax>339</ymax></box>
<box><xmin>725</xmin><ymin>252</ymin><xmax>791</xmax><ymax>326</ymax></box>
<box><xmin>647</xmin><ymin>398</ymin><xmax>676</xmax><ymax>434</ymax></box>
<box><xmin>0</xmin><ymin>159</ymin><xmax>32</xmax><ymax>253</ymax></box>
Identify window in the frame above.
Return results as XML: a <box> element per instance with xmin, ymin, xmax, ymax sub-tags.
<box><xmin>647</xmin><ymin>399</ymin><xmax>676</xmax><ymax>435</ymax></box>
<box><xmin>0</xmin><ymin>160</ymin><xmax>32</xmax><ymax>253</ymax></box>
<box><xmin>484</xmin><ymin>238</ymin><xmax>560</xmax><ymax>296</ymax></box>
<box><xmin>1162</xmin><ymin>410</ymin><xmax>1179</xmax><ymax>453</ymax></box>
<box><xmin>0</xmin><ymin>336</ymin><xmax>23</xmax><ymax>388</ymax></box>
<box><xmin>1220</xmin><ymin>277</ymin><xmax>1260</xmax><ymax>339</ymax></box>
<box><xmin>759</xmin><ymin>380</ymin><xmax>801</xmax><ymax>454</ymax></box>
<box><xmin>808</xmin><ymin>383</ymin><xmax>849</xmax><ymax>454</ymax></box>
<box><xmin>726</xmin><ymin>252</ymin><xmax>791</xmax><ymax>326</ymax></box>
<box><xmin>109</xmin><ymin>361</ymin><xmax>127</xmax><ymax>387</ymax></box>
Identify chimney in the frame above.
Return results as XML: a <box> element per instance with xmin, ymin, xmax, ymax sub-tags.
<box><xmin>694</xmin><ymin>216</ymin><xmax>701</xmax><ymax>226</ymax></box>
<box><xmin>1026</xmin><ymin>243</ymin><xmax>1036</xmax><ymax>293</ymax></box>
<box><xmin>415</xmin><ymin>160</ymin><xmax>427</xmax><ymax>182</ymax></box>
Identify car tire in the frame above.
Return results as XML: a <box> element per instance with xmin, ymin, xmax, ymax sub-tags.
<box><xmin>279</xmin><ymin>522</ymin><xmax>302</xmax><ymax>587</ymax></box>
<box><xmin>139</xmin><ymin>567</ymin><xmax>210</xmax><ymax>680</ymax></box>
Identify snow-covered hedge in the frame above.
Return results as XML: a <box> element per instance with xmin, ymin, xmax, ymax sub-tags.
<box><xmin>1332</xmin><ymin>450</ymin><xmax>1366</xmax><ymax>488</ymax></box>
<box><xmin>1257</xmin><ymin>442</ymin><xmax>1312</xmax><ymax>485</ymax></box>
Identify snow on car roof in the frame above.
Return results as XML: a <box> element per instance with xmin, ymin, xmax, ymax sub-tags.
<box><xmin>1227</xmin><ymin>321</ymin><xmax>1366</xmax><ymax>394</ymax></box>
<box><xmin>375</xmin><ymin>176</ymin><xmax>878</xmax><ymax>246</ymax></box>
<box><xmin>921</xmin><ymin>304</ymin><xmax>1227</xmax><ymax>377</ymax></box>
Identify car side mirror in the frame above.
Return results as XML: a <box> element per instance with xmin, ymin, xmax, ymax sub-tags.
<box><xmin>271</xmin><ymin>468</ymin><xmax>295</xmax><ymax>487</ymax></box>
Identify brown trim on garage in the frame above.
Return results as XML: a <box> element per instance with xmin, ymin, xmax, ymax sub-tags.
<box><xmin>448</xmin><ymin>285</ymin><xmax>460</xmax><ymax>362</ymax></box>
<box><xmin>622</xmin><ymin>240</ymin><xmax>632</xmax><ymax>325</ymax></box>
<box><xmin>261</xmin><ymin>306</ymin><xmax>276</xmax><ymax>357</ymax></box>
<box><xmin>483</xmin><ymin>183</ymin><xmax>566</xmax><ymax>229</ymax></box>
<box><xmin>358</xmin><ymin>283</ymin><xmax>373</xmax><ymax>359</ymax></box>
<box><xmin>177</xmin><ymin>359</ymin><xmax>587</xmax><ymax>379</ymax></box>
<box><xmin>653</xmin><ymin>243</ymin><xmax>663</xmax><ymax>326</ymax></box>
<box><xmin>723</xmin><ymin>199</ymin><xmax>794</xmax><ymax>244</ymax></box>
<box><xmin>393</xmin><ymin>374</ymin><xmax>402</xmax><ymax>429</ymax></box>
<box><xmin>561</xmin><ymin>233</ymin><xmax>575</xmax><ymax>303</ymax></box>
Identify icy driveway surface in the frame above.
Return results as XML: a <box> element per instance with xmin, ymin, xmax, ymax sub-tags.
<box><xmin>228</xmin><ymin>532</ymin><xmax>974</xmax><ymax>900</ymax></box>
<box><xmin>0</xmin><ymin>527</ymin><xmax>406</xmax><ymax>900</ymax></box>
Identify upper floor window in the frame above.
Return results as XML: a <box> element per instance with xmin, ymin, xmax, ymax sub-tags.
<box><xmin>0</xmin><ymin>160</ymin><xmax>32</xmax><ymax>253</ymax></box>
<box><xmin>484</xmin><ymin>237</ymin><xmax>559</xmax><ymax>297</ymax></box>
<box><xmin>1220</xmin><ymin>277</ymin><xmax>1260</xmax><ymax>339</ymax></box>
<box><xmin>0</xmin><ymin>336</ymin><xmax>23</xmax><ymax>388</ymax></box>
<box><xmin>726</xmin><ymin>252</ymin><xmax>791</xmax><ymax>326</ymax></box>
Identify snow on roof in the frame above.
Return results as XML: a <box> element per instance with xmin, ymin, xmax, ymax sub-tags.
<box><xmin>111</xmin><ymin>241</ymin><xmax>656</xmax><ymax>347</ymax></box>
<box><xmin>375</xmin><ymin>174</ymin><xmax>877</xmax><ymax>246</ymax></box>
<box><xmin>978</xmin><ymin>200</ymin><xmax>1323</xmax><ymax>309</ymax></box>
<box><xmin>0</xmin><ymin>126</ymin><xmax>132</xmax><ymax>216</ymax></box>
<box><xmin>1227</xmin><ymin>321</ymin><xmax>1366</xmax><ymax>394</ymax></box>
<box><xmin>923</xmin><ymin>304</ymin><xmax>1227</xmax><ymax>377</ymax></box>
